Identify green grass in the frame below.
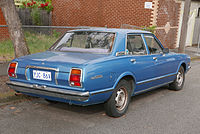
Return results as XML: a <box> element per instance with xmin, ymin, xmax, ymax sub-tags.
<box><xmin>0</xmin><ymin>32</ymin><xmax>59</xmax><ymax>61</ymax></box>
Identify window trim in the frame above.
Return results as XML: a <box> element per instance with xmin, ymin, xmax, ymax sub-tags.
<box><xmin>143</xmin><ymin>33</ymin><xmax>164</xmax><ymax>55</ymax></box>
<box><xmin>125</xmin><ymin>33</ymin><xmax>148</xmax><ymax>56</ymax></box>
<box><xmin>49</xmin><ymin>31</ymin><xmax>117</xmax><ymax>54</ymax></box>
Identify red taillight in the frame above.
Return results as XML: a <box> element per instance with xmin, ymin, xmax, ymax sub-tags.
<box><xmin>8</xmin><ymin>62</ymin><xmax>17</xmax><ymax>77</ymax></box>
<box><xmin>70</xmin><ymin>75</ymin><xmax>80</xmax><ymax>82</ymax></box>
<box><xmin>69</xmin><ymin>68</ymin><xmax>82</xmax><ymax>87</ymax></box>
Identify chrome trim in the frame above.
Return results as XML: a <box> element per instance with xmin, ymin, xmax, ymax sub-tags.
<box><xmin>91</xmin><ymin>75</ymin><xmax>103</xmax><ymax>80</ymax></box>
<box><xmin>51</xmin><ymin>31</ymin><xmax>116</xmax><ymax>54</ymax></box>
<box><xmin>143</xmin><ymin>34</ymin><xmax>164</xmax><ymax>54</ymax></box>
<box><xmin>7</xmin><ymin>62</ymin><xmax>18</xmax><ymax>78</ymax></box>
<box><xmin>153</xmin><ymin>57</ymin><xmax>157</xmax><ymax>60</ymax></box>
<box><xmin>90</xmin><ymin>88</ymin><xmax>114</xmax><ymax>95</ymax></box>
<box><xmin>26</xmin><ymin>65</ymin><xmax>58</xmax><ymax>71</ymax></box>
<box><xmin>7</xmin><ymin>81</ymin><xmax>89</xmax><ymax>101</ymax></box>
<box><xmin>110</xmin><ymin>32</ymin><xmax>116</xmax><ymax>53</ymax></box>
<box><xmin>137</xmin><ymin>73</ymin><xmax>176</xmax><ymax>85</ymax></box>
<box><xmin>68</xmin><ymin>68</ymin><xmax>83</xmax><ymax>88</ymax></box>
<box><xmin>135</xmin><ymin>81</ymin><xmax>174</xmax><ymax>95</ymax></box>
<box><xmin>116</xmin><ymin>51</ymin><xmax>126</xmax><ymax>56</ymax></box>
<box><xmin>130</xmin><ymin>58</ymin><xmax>136</xmax><ymax>63</ymax></box>
<box><xmin>55</xmin><ymin>71</ymin><xmax>58</xmax><ymax>85</ymax></box>
<box><xmin>25</xmin><ymin>68</ymin><xmax>28</xmax><ymax>80</ymax></box>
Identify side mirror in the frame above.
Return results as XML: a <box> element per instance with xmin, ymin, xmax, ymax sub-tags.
<box><xmin>163</xmin><ymin>48</ymin><xmax>169</xmax><ymax>54</ymax></box>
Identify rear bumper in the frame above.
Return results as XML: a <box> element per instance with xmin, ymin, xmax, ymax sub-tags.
<box><xmin>6</xmin><ymin>81</ymin><xmax>90</xmax><ymax>102</ymax></box>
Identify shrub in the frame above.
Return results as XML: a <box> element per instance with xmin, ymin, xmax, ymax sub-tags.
<box><xmin>20</xmin><ymin>0</ymin><xmax>53</xmax><ymax>13</ymax></box>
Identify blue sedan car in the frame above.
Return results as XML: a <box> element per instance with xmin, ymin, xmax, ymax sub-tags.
<box><xmin>7</xmin><ymin>28</ymin><xmax>191</xmax><ymax>117</ymax></box>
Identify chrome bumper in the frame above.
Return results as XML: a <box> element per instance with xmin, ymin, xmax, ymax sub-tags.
<box><xmin>187</xmin><ymin>65</ymin><xmax>191</xmax><ymax>72</ymax></box>
<box><xmin>6</xmin><ymin>81</ymin><xmax>90</xmax><ymax>101</ymax></box>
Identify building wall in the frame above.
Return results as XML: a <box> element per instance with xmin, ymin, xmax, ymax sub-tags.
<box><xmin>0</xmin><ymin>8</ymin><xmax>9</xmax><ymax>40</ymax></box>
<box><xmin>188</xmin><ymin>1</ymin><xmax>200</xmax><ymax>46</ymax></box>
<box><xmin>52</xmin><ymin>0</ymin><xmax>181</xmax><ymax>48</ymax></box>
<box><xmin>52</xmin><ymin>0</ymin><xmax>153</xmax><ymax>28</ymax></box>
<box><xmin>154</xmin><ymin>0</ymin><xmax>181</xmax><ymax>48</ymax></box>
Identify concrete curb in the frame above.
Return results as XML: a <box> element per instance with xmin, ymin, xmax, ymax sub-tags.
<box><xmin>0</xmin><ymin>98</ymin><xmax>33</xmax><ymax>107</ymax></box>
<box><xmin>191</xmin><ymin>56</ymin><xmax>200</xmax><ymax>61</ymax></box>
<box><xmin>0</xmin><ymin>95</ymin><xmax>36</xmax><ymax>107</ymax></box>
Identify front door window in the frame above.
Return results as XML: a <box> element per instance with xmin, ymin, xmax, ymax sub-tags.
<box><xmin>144</xmin><ymin>35</ymin><xmax>163</xmax><ymax>54</ymax></box>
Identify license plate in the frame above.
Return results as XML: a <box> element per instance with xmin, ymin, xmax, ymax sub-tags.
<box><xmin>33</xmin><ymin>70</ymin><xmax>51</xmax><ymax>81</ymax></box>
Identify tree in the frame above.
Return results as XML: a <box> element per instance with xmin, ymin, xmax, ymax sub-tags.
<box><xmin>178</xmin><ymin>0</ymin><xmax>191</xmax><ymax>53</ymax></box>
<box><xmin>0</xmin><ymin>0</ymin><xmax>30</xmax><ymax>58</ymax></box>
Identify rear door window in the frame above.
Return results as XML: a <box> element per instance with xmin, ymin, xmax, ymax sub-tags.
<box><xmin>126</xmin><ymin>35</ymin><xmax>147</xmax><ymax>55</ymax></box>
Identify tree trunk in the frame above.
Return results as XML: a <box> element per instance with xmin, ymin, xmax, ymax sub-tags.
<box><xmin>178</xmin><ymin>0</ymin><xmax>191</xmax><ymax>53</ymax></box>
<box><xmin>0</xmin><ymin>0</ymin><xmax>30</xmax><ymax>58</ymax></box>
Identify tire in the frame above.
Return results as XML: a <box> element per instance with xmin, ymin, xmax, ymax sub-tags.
<box><xmin>169</xmin><ymin>66</ymin><xmax>185</xmax><ymax>91</ymax></box>
<box><xmin>104</xmin><ymin>79</ymin><xmax>132</xmax><ymax>117</ymax></box>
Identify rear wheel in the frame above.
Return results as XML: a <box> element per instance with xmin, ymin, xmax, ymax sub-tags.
<box><xmin>169</xmin><ymin>66</ymin><xmax>185</xmax><ymax>91</ymax></box>
<box><xmin>104</xmin><ymin>79</ymin><xmax>132</xmax><ymax>117</ymax></box>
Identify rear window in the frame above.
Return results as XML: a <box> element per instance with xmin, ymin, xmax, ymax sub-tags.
<box><xmin>50</xmin><ymin>31</ymin><xmax>115</xmax><ymax>54</ymax></box>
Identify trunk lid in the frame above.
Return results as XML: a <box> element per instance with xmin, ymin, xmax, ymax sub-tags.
<box><xmin>14</xmin><ymin>51</ymin><xmax>109</xmax><ymax>88</ymax></box>
<box><xmin>16</xmin><ymin>51</ymin><xmax>108</xmax><ymax>72</ymax></box>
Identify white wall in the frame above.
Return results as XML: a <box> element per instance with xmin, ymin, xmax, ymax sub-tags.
<box><xmin>177</xmin><ymin>1</ymin><xmax>200</xmax><ymax>47</ymax></box>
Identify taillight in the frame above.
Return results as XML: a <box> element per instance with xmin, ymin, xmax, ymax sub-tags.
<box><xmin>8</xmin><ymin>62</ymin><xmax>18</xmax><ymax>78</ymax></box>
<box><xmin>69</xmin><ymin>68</ymin><xmax>82</xmax><ymax>87</ymax></box>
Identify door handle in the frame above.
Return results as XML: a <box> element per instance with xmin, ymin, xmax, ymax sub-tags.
<box><xmin>130</xmin><ymin>59</ymin><xmax>136</xmax><ymax>63</ymax></box>
<box><xmin>153</xmin><ymin>57</ymin><xmax>157</xmax><ymax>60</ymax></box>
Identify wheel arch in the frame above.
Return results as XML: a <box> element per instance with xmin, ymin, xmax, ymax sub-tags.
<box><xmin>113</xmin><ymin>72</ymin><xmax>136</xmax><ymax>95</ymax></box>
<box><xmin>177</xmin><ymin>61</ymin><xmax>186</xmax><ymax>73</ymax></box>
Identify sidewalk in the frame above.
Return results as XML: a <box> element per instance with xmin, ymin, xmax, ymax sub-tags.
<box><xmin>170</xmin><ymin>46</ymin><xmax>200</xmax><ymax>60</ymax></box>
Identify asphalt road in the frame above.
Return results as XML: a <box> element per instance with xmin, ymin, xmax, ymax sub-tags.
<box><xmin>0</xmin><ymin>61</ymin><xmax>200</xmax><ymax>134</ymax></box>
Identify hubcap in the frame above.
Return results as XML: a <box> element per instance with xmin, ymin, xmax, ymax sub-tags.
<box><xmin>176</xmin><ymin>71</ymin><xmax>183</xmax><ymax>87</ymax></box>
<box><xmin>115</xmin><ymin>87</ymin><xmax>128</xmax><ymax>111</ymax></box>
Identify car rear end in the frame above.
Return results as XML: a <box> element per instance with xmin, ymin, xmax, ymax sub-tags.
<box><xmin>7</xmin><ymin>29</ymin><xmax>117</xmax><ymax>105</ymax></box>
<box><xmin>7</xmin><ymin>59</ymin><xmax>90</xmax><ymax>104</ymax></box>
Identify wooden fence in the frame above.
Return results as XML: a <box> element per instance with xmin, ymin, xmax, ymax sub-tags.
<box><xmin>16</xmin><ymin>8</ymin><xmax>52</xmax><ymax>26</ymax></box>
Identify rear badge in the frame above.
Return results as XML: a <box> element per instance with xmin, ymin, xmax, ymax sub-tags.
<box><xmin>42</xmin><ymin>62</ymin><xmax>45</xmax><ymax>65</ymax></box>
<box><xmin>91</xmin><ymin>75</ymin><xmax>103</xmax><ymax>80</ymax></box>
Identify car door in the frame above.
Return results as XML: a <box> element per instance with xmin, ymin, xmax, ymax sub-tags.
<box><xmin>143</xmin><ymin>34</ymin><xmax>178</xmax><ymax>85</ymax></box>
<box><xmin>126</xmin><ymin>34</ymin><xmax>158</xmax><ymax>93</ymax></box>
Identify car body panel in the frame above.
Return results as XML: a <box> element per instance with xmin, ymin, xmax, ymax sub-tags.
<box><xmin>7</xmin><ymin>28</ymin><xmax>191</xmax><ymax>106</ymax></box>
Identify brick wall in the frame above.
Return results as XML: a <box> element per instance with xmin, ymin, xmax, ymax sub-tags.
<box><xmin>52</xmin><ymin>0</ymin><xmax>181</xmax><ymax>48</ymax></box>
<box><xmin>52</xmin><ymin>0</ymin><xmax>153</xmax><ymax>28</ymax></box>
<box><xmin>0</xmin><ymin>8</ymin><xmax>9</xmax><ymax>41</ymax></box>
<box><xmin>155</xmin><ymin>0</ymin><xmax>181</xmax><ymax>48</ymax></box>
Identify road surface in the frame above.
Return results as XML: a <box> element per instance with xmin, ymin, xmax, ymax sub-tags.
<box><xmin>0</xmin><ymin>61</ymin><xmax>200</xmax><ymax>134</ymax></box>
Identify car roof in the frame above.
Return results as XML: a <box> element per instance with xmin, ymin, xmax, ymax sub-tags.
<box><xmin>69</xmin><ymin>28</ymin><xmax>152</xmax><ymax>34</ymax></box>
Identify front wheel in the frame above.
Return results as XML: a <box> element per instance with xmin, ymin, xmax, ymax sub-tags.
<box><xmin>169</xmin><ymin>66</ymin><xmax>185</xmax><ymax>91</ymax></box>
<box><xmin>104</xmin><ymin>79</ymin><xmax>132</xmax><ymax>117</ymax></box>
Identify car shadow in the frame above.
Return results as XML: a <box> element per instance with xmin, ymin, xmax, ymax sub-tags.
<box><xmin>46</xmin><ymin>100</ymin><xmax>105</xmax><ymax>115</ymax></box>
<box><xmin>130</xmin><ymin>85</ymin><xmax>169</xmax><ymax>103</ymax></box>
<box><xmin>46</xmin><ymin>85</ymin><xmax>170</xmax><ymax>115</ymax></box>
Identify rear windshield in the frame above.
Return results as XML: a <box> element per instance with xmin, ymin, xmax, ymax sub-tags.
<box><xmin>50</xmin><ymin>31</ymin><xmax>115</xmax><ymax>54</ymax></box>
